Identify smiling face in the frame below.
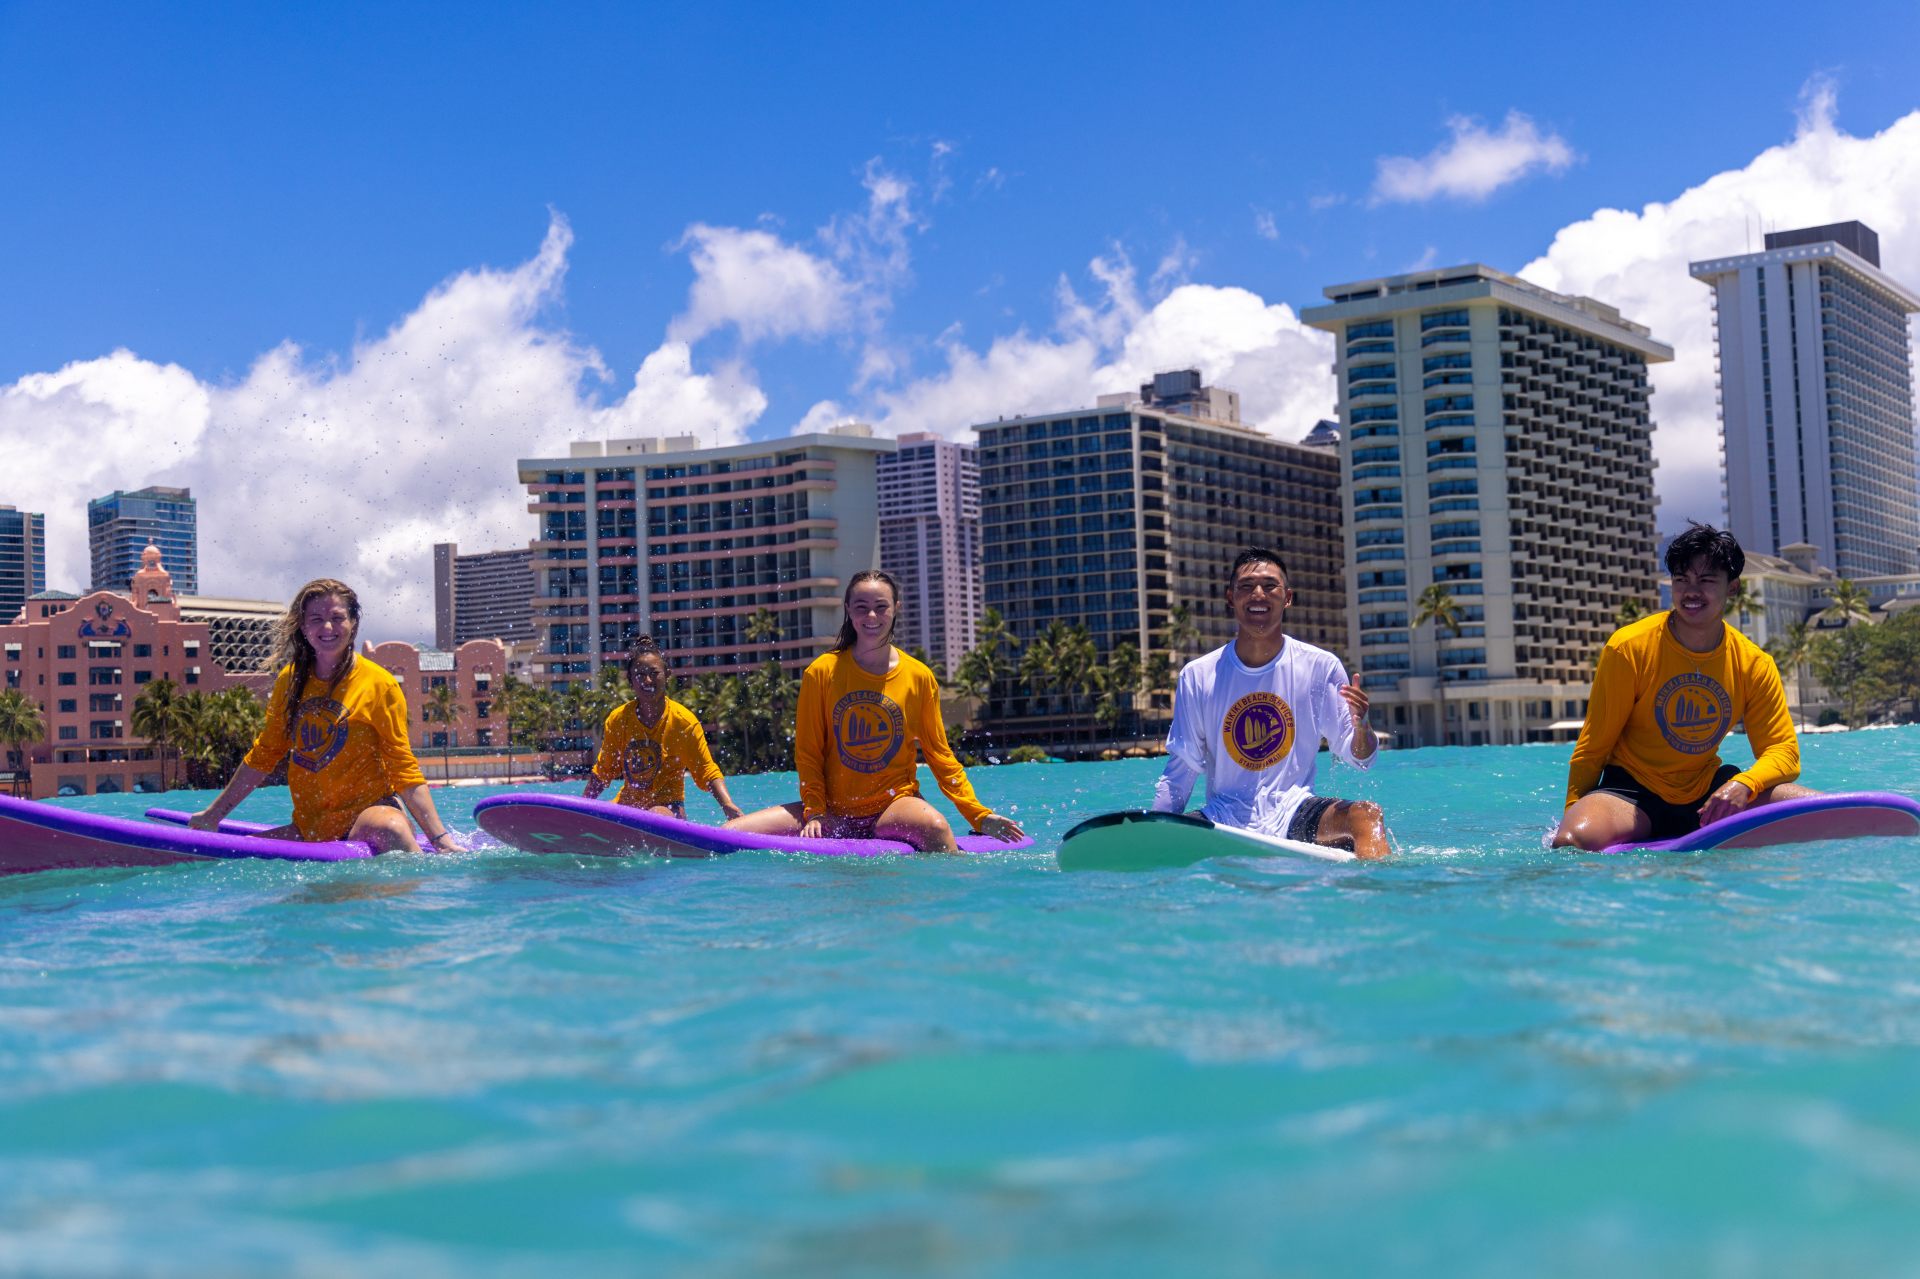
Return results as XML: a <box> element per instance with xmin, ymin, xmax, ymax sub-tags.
<box><xmin>300</xmin><ymin>593</ymin><xmax>356</xmax><ymax>671</ymax></box>
<box><xmin>1670</xmin><ymin>555</ymin><xmax>1733</xmax><ymax>628</ymax></box>
<box><xmin>1226</xmin><ymin>559</ymin><xmax>1292</xmax><ymax>635</ymax></box>
<box><xmin>627</xmin><ymin>649</ymin><xmax>668</xmax><ymax>698</ymax></box>
<box><xmin>846</xmin><ymin>580</ymin><xmax>896</xmax><ymax>647</ymax></box>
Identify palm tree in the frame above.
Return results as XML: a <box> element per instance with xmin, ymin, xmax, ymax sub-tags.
<box><xmin>491</xmin><ymin>674</ymin><xmax>529</xmax><ymax>779</ymax></box>
<box><xmin>1768</xmin><ymin>620</ymin><xmax>1818</xmax><ymax>726</ymax></box>
<box><xmin>1615</xmin><ymin>597</ymin><xmax>1650</xmax><ymax>628</ymax></box>
<box><xmin>210</xmin><ymin>688</ymin><xmax>264</xmax><ymax>778</ymax></box>
<box><xmin>688</xmin><ymin>672</ymin><xmax>740</xmax><ymax>770</ymax></box>
<box><xmin>130</xmin><ymin>676</ymin><xmax>181</xmax><ymax>790</ymax></box>
<box><xmin>1412</xmin><ymin>583</ymin><xmax>1463</xmax><ymax>747</ymax></box>
<box><xmin>1166</xmin><ymin>603</ymin><xmax>1201</xmax><ymax>667</ymax></box>
<box><xmin>745</xmin><ymin>607</ymin><xmax>780</xmax><ymax>658</ymax></box>
<box><xmin>0</xmin><ymin>689</ymin><xmax>46</xmax><ymax>797</ymax></box>
<box><xmin>1097</xmin><ymin>641</ymin><xmax>1142</xmax><ymax>741</ymax></box>
<box><xmin>1019</xmin><ymin>623</ymin><xmax>1063</xmax><ymax>753</ymax></box>
<box><xmin>1723</xmin><ymin>579</ymin><xmax>1764</xmax><ymax>633</ymax></box>
<box><xmin>1055</xmin><ymin>625</ymin><xmax>1098</xmax><ymax>754</ymax></box>
<box><xmin>1820</xmin><ymin>579</ymin><xmax>1874</xmax><ymax>629</ymax></box>
<box><xmin>422</xmin><ymin>682</ymin><xmax>466</xmax><ymax>782</ymax></box>
<box><xmin>520</xmin><ymin>686</ymin><xmax>562</xmax><ymax>777</ymax></box>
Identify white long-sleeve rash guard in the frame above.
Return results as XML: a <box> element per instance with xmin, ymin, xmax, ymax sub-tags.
<box><xmin>1151</xmin><ymin>637</ymin><xmax>1372</xmax><ymax>836</ymax></box>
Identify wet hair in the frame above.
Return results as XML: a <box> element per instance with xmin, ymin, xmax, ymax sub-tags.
<box><xmin>1226</xmin><ymin>547</ymin><xmax>1291</xmax><ymax>591</ymax></box>
<box><xmin>272</xmin><ymin>579</ymin><xmax>360</xmax><ymax>739</ymax></box>
<box><xmin>832</xmin><ymin>569</ymin><xmax>901</xmax><ymax>652</ymax></box>
<box><xmin>1665</xmin><ymin>522</ymin><xmax>1744</xmax><ymax>581</ymax></box>
<box><xmin>624</xmin><ymin>635</ymin><xmax>669</xmax><ymax>684</ymax></box>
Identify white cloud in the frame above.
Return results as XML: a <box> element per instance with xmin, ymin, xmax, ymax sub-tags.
<box><xmin>1371</xmin><ymin>110</ymin><xmax>1576</xmax><ymax>205</ymax></box>
<box><xmin>2</xmin><ymin>215</ymin><xmax>768</xmax><ymax>639</ymax></box>
<box><xmin>668</xmin><ymin>224</ymin><xmax>854</xmax><ymax>345</ymax></box>
<box><xmin>1518</xmin><ymin>88</ymin><xmax>1920</xmax><ymax>535</ymax></box>
<box><xmin>1253</xmin><ymin>208</ymin><xmax>1279</xmax><ymax>242</ymax></box>
<box><xmin>866</xmin><ymin>246</ymin><xmax>1336</xmax><ymax>443</ymax></box>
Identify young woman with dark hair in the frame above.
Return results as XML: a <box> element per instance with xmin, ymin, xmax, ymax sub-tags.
<box><xmin>189</xmin><ymin>579</ymin><xmax>463</xmax><ymax>853</ymax></box>
<box><xmin>582</xmin><ymin>637</ymin><xmax>742</xmax><ymax>820</ymax></box>
<box><xmin>726</xmin><ymin>570</ymin><xmax>1024</xmax><ymax>851</ymax></box>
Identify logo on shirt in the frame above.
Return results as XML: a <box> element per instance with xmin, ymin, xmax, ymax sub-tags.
<box><xmin>290</xmin><ymin>696</ymin><xmax>350</xmax><ymax>773</ymax></box>
<box><xmin>622</xmin><ymin>737</ymin><xmax>662</xmax><ymax>789</ymax></box>
<box><xmin>1222</xmin><ymin>692</ymin><xmax>1295</xmax><ymax>770</ymax></box>
<box><xmin>833</xmin><ymin>689</ymin><xmax>905</xmax><ymax>773</ymax></box>
<box><xmin>1652</xmin><ymin>673</ymin><xmax>1733</xmax><ymax>755</ymax></box>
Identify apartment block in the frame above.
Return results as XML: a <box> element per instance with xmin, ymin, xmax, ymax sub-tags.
<box><xmin>976</xmin><ymin>371</ymin><xmax>1344</xmax><ymax>744</ymax></box>
<box><xmin>1304</xmin><ymin>265</ymin><xmax>1673</xmax><ymax>747</ymax></box>
<box><xmin>432</xmin><ymin>542</ymin><xmax>535</xmax><ymax>651</ymax></box>
<box><xmin>1691</xmin><ymin>221</ymin><xmax>1920</xmax><ymax>577</ymax></box>
<box><xmin>876</xmin><ymin>432</ymin><xmax>982</xmax><ymax>676</ymax></box>
<box><xmin>89</xmin><ymin>486</ymin><xmax>198</xmax><ymax>595</ymax></box>
<box><xmin>517</xmin><ymin>428</ymin><xmax>892</xmax><ymax>687</ymax></box>
<box><xmin>0</xmin><ymin>505</ymin><xmax>47</xmax><ymax>625</ymax></box>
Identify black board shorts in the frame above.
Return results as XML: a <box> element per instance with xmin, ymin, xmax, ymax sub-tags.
<box><xmin>1287</xmin><ymin>795</ymin><xmax>1341</xmax><ymax>844</ymax></box>
<box><xmin>1590</xmin><ymin>763</ymin><xmax>1741</xmax><ymax>841</ymax></box>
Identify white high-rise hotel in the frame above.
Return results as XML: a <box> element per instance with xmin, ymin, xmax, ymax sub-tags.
<box><xmin>1691</xmin><ymin>221</ymin><xmax>1920</xmax><ymax>577</ymax></box>
<box><xmin>1305</xmin><ymin>265</ymin><xmax>1672</xmax><ymax>748</ymax></box>
<box><xmin>876</xmin><ymin>432</ymin><xmax>982</xmax><ymax>676</ymax></box>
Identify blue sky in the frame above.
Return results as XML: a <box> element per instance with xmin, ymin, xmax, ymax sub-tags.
<box><xmin>4</xmin><ymin>0</ymin><xmax>1920</xmax><ymax>635</ymax></box>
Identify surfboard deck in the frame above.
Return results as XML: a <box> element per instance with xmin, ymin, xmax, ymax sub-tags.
<box><xmin>1057</xmin><ymin>809</ymin><xmax>1357</xmax><ymax>872</ymax></box>
<box><xmin>1602</xmin><ymin>791</ymin><xmax>1920</xmax><ymax>853</ymax></box>
<box><xmin>0</xmin><ymin>796</ymin><xmax>381</xmax><ymax>876</ymax></box>
<box><xmin>473</xmin><ymin>793</ymin><xmax>1034</xmax><ymax>858</ymax></box>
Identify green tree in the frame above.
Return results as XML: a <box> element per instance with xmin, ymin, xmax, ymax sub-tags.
<box><xmin>1767</xmin><ymin>620</ymin><xmax>1818</xmax><ymax>726</ymax></box>
<box><xmin>1723</xmin><ymin>579</ymin><xmax>1764</xmax><ymax>629</ymax></box>
<box><xmin>1412</xmin><ymin>583</ymin><xmax>1463</xmax><ymax>747</ymax></box>
<box><xmin>1055</xmin><ymin>625</ymin><xmax>1098</xmax><ymax>753</ymax></box>
<box><xmin>0</xmin><ymin>689</ymin><xmax>46</xmax><ymax>797</ymax></box>
<box><xmin>1615</xmin><ymin>597</ymin><xmax>1651</xmax><ymax>628</ymax></box>
<box><xmin>1813</xmin><ymin>627</ymin><xmax>1884</xmax><ymax>729</ymax></box>
<box><xmin>1096</xmin><ymin>641</ymin><xmax>1142</xmax><ymax>742</ymax></box>
<box><xmin>490</xmin><ymin>674</ymin><xmax>529</xmax><ymax>779</ymax></box>
<box><xmin>1019</xmin><ymin>622</ymin><xmax>1065</xmax><ymax>753</ymax></box>
<box><xmin>1165</xmin><ymin>602</ymin><xmax>1201</xmax><ymax>666</ymax></box>
<box><xmin>130</xmin><ymin>676</ymin><xmax>182</xmax><ymax>790</ymax></box>
<box><xmin>1869</xmin><ymin>610</ymin><xmax>1920</xmax><ymax>722</ymax></box>
<box><xmin>519</xmin><ymin>685</ymin><xmax>562</xmax><ymax>776</ymax></box>
<box><xmin>1820</xmin><ymin>579</ymin><xmax>1874</xmax><ymax>629</ymax></box>
<box><xmin>422</xmin><ymin>681</ymin><xmax>466</xmax><ymax>782</ymax></box>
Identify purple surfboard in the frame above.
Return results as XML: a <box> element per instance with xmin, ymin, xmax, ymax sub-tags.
<box><xmin>0</xmin><ymin>795</ymin><xmax>382</xmax><ymax>876</ymax></box>
<box><xmin>1602</xmin><ymin>791</ymin><xmax>1920</xmax><ymax>854</ymax></box>
<box><xmin>473</xmin><ymin>793</ymin><xmax>1034</xmax><ymax>858</ymax></box>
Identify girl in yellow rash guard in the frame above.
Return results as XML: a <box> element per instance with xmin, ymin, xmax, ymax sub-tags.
<box><xmin>1553</xmin><ymin>524</ymin><xmax>1815</xmax><ymax>851</ymax></box>
<box><xmin>189</xmin><ymin>579</ymin><xmax>465</xmax><ymax>853</ymax></box>
<box><xmin>582</xmin><ymin>637</ymin><xmax>743</xmax><ymax>820</ymax></box>
<box><xmin>726</xmin><ymin>570</ymin><xmax>1026</xmax><ymax>852</ymax></box>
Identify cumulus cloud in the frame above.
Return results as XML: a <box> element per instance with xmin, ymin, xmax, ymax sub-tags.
<box><xmin>1518</xmin><ymin>86</ymin><xmax>1920</xmax><ymax>534</ymax></box>
<box><xmin>668</xmin><ymin>224</ymin><xmax>854</xmax><ymax>345</ymax></box>
<box><xmin>2</xmin><ymin>215</ymin><xmax>768</xmax><ymax>639</ymax></box>
<box><xmin>1371</xmin><ymin>110</ymin><xmax>1576</xmax><ymax>205</ymax></box>
<box><xmin>866</xmin><ymin>245</ymin><xmax>1336</xmax><ymax>442</ymax></box>
<box><xmin>1253</xmin><ymin>208</ymin><xmax>1279</xmax><ymax>241</ymax></box>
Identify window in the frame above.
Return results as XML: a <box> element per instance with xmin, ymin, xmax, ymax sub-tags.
<box><xmin>57</xmin><ymin>672</ymin><xmax>76</xmax><ymax>687</ymax></box>
<box><xmin>185</xmin><ymin>666</ymin><xmax>199</xmax><ymax>686</ymax></box>
<box><xmin>58</xmin><ymin>699</ymin><xmax>77</xmax><ymax>713</ymax></box>
<box><xmin>133</xmin><ymin>643</ymin><xmax>152</xmax><ymax>658</ymax></box>
<box><xmin>57</xmin><ymin>645</ymin><xmax>76</xmax><ymax>659</ymax></box>
<box><xmin>133</xmin><ymin>671</ymin><xmax>153</xmax><ymax>685</ymax></box>
<box><xmin>58</xmin><ymin>726</ymin><xmax>78</xmax><ymax>740</ymax></box>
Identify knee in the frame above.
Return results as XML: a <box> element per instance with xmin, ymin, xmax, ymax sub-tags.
<box><xmin>1343</xmin><ymin>800</ymin><xmax>1384</xmax><ymax>832</ymax></box>
<box><xmin>1553</xmin><ymin>818</ymin><xmax>1606</xmax><ymax>852</ymax></box>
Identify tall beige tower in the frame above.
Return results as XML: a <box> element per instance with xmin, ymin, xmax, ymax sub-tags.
<box><xmin>1304</xmin><ymin>266</ymin><xmax>1673</xmax><ymax>748</ymax></box>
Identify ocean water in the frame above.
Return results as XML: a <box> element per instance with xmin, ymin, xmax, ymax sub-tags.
<box><xmin>6</xmin><ymin>730</ymin><xmax>1920</xmax><ymax>1277</ymax></box>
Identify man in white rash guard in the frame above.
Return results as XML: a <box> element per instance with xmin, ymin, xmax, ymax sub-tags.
<box><xmin>1151</xmin><ymin>547</ymin><xmax>1390</xmax><ymax>859</ymax></box>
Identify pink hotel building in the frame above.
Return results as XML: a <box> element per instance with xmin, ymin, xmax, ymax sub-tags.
<box><xmin>517</xmin><ymin>429</ymin><xmax>890</xmax><ymax>688</ymax></box>
<box><xmin>2</xmin><ymin>545</ymin><xmax>232</xmax><ymax>798</ymax></box>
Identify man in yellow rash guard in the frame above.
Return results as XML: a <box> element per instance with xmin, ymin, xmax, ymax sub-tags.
<box><xmin>1553</xmin><ymin>523</ymin><xmax>1815</xmax><ymax>850</ymax></box>
<box><xmin>793</xmin><ymin>647</ymin><xmax>990</xmax><ymax>832</ymax></box>
<box><xmin>241</xmin><ymin>657</ymin><xmax>430</xmax><ymax>841</ymax></box>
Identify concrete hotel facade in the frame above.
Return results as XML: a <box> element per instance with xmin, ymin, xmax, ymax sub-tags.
<box><xmin>0</xmin><ymin>546</ymin><xmax>230</xmax><ymax>797</ymax></box>
<box><xmin>433</xmin><ymin>543</ymin><xmax>536</xmax><ymax>651</ymax></box>
<box><xmin>361</xmin><ymin>639</ymin><xmax>511</xmax><ymax>750</ymax></box>
<box><xmin>1690</xmin><ymin>221</ymin><xmax>1920</xmax><ymax>578</ymax></box>
<box><xmin>1304</xmin><ymin>265</ymin><xmax>1673</xmax><ymax>747</ymax></box>
<box><xmin>517</xmin><ymin>429</ymin><xmax>891</xmax><ymax>687</ymax></box>
<box><xmin>876</xmin><ymin>432</ymin><xmax>982</xmax><ymax>677</ymax></box>
<box><xmin>89</xmin><ymin>486</ymin><xmax>198</xmax><ymax>595</ymax></box>
<box><xmin>174</xmin><ymin>595</ymin><xmax>284</xmax><ymax>673</ymax></box>
<box><xmin>976</xmin><ymin>371</ymin><xmax>1344</xmax><ymax>743</ymax></box>
<box><xmin>0</xmin><ymin>505</ymin><xmax>47</xmax><ymax>626</ymax></box>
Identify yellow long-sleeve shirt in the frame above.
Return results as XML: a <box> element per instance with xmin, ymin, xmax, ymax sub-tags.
<box><xmin>795</xmin><ymin>648</ymin><xmax>990</xmax><ymax>829</ymax></box>
<box><xmin>242</xmin><ymin>657</ymin><xmax>428</xmax><ymax>841</ymax></box>
<box><xmin>590</xmin><ymin>697</ymin><xmax>722</xmax><ymax>808</ymax></box>
<box><xmin>1565</xmin><ymin>611</ymin><xmax>1799</xmax><ymax>808</ymax></box>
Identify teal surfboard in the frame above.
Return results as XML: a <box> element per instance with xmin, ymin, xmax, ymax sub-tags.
<box><xmin>1057</xmin><ymin>809</ymin><xmax>1356</xmax><ymax>872</ymax></box>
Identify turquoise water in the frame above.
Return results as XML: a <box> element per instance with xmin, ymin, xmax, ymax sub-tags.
<box><xmin>6</xmin><ymin>731</ymin><xmax>1920</xmax><ymax>1277</ymax></box>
